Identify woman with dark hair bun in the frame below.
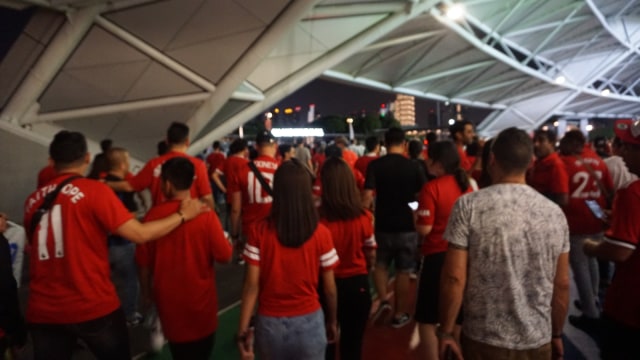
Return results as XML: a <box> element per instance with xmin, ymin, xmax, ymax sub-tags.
<box><xmin>319</xmin><ymin>157</ymin><xmax>376</xmax><ymax>360</ymax></box>
<box><xmin>413</xmin><ymin>141</ymin><xmax>473</xmax><ymax>360</ymax></box>
<box><xmin>237</xmin><ymin>160</ymin><xmax>339</xmax><ymax>360</ymax></box>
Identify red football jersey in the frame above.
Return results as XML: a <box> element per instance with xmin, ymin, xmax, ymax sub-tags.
<box><xmin>23</xmin><ymin>174</ymin><xmax>133</xmax><ymax>323</ymax></box>
<box><xmin>561</xmin><ymin>153</ymin><xmax>614</xmax><ymax>234</ymax></box>
<box><xmin>243</xmin><ymin>220</ymin><xmax>338</xmax><ymax>317</ymax></box>
<box><xmin>216</xmin><ymin>155</ymin><xmax>248</xmax><ymax>203</ymax></box>
<box><xmin>458</xmin><ymin>146</ymin><xmax>472</xmax><ymax>172</ymax></box>
<box><xmin>342</xmin><ymin>149</ymin><xmax>358</xmax><ymax>169</ymax></box>
<box><xmin>227</xmin><ymin>155</ymin><xmax>278</xmax><ymax>235</ymax></box>
<box><xmin>128</xmin><ymin>151</ymin><xmax>211</xmax><ymax>206</ymax></box>
<box><xmin>206</xmin><ymin>152</ymin><xmax>225</xmax><ymax>176</ymax></box>
<box><xmin>602</xmin><ymin>180</ymin><xmax>640</xmax><ymax>328</ymax></box>
<box><xmin>37</xmin><ymin>165</ymin><xmax>56</xmax><ymax>188</ymax></box>
<box><xmin>320</xmin><ymin>211</ymin><xmax>375</xmax><ymax>278</ymax></box>
<box><xmin>312</xmin><ymin>153</ymin><xmax>326</xmax><ymax>176</ymax></box>
<box><xmin>416</xmin><ymin>175</ymin><xmax>473</xmax><ymax>256</ymax></box>
<box><xmin>137</xmin><ymin>200</ymin><xmax>232</xmax><ymax>342</ymax></box>
<box><xmin>527</xmin><ymin>152</ymin><xmax>569</xmax><ymax>197</ymax></box>
<box><xmin>354</xmin><ymin>154</ymin><xmax>378</xmax><ymax>178</ymax></box>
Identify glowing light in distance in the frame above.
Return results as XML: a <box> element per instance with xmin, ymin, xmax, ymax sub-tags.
<box><xmin>271</xmin><ymin>128</ymin><xmax>325</xmax><ymax>137</ymax></box>
<box><xmin>274</xmin><ymin>108</ymin><xmax>280</xmax><ymax>114</ymax></box>
<box><xmin>265</xmin><ymin>112</ymin><xmax>273</xmax><ymax>119</ymax></box>
<box><xmin>601</xmin><ymin>89</ymin><xmax>611</xmax><ymax>96</ymax></box>
<box><xmin>284</xmin><ymin>108</ymin><xmax>293</xmax><ymax>114</ymax></box>
<box><xmin>346</xmin><ymin>117</ymin><xmax>354</xmax><ymax>124</ymax></box>
<box><xmin>542</xmin><ymin>126</ymin><xmax>549</xmax><ymax>131</ymax></box>
<box><xmin>555</xmin><ymin>76</ymin><xmax>566</xmax><ymax>84</ymax></box>
<box><xmin>446</xmin><ymin>4</ymin><xmax>466</xmax><ymax>20</ymax></box>
<box><xmin>448</xmin><ymin>119</ymin><xmax>456</xmax><ymax>125</ymax></box>
<box><xmin>553</xmin><ymin>121</ymin><xmax>559</xmax><ymax>127</ymax></box>
<box><xmin>586</xmin><ymin>124</ymin><xmax>594</xmax><ymax>132</ymax></box>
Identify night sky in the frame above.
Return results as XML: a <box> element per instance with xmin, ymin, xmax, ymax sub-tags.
<box><xmin>274</xmin><ymin>78</ymin><xmax>491</xmax><ymax>128</ymax></box>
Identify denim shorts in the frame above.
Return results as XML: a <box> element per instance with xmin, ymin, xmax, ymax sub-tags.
<box><xmin>375</xmin><ymin>232</ymin><xmax>418</xmax><ymax>272</ymax></box>
<box><xmin>255</xmin><ymin>309</ymin><xmax>326</xmax><ymax>360</ymax></box>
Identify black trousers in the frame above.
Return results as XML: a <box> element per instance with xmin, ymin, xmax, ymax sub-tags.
<box><xmin>326</xmin><ymin>274</ymin><xmax>372</xmax><ymax>360</ymax></box>
<box><xmin>600</xmin><ymin>314</ymin><xmax>640</xmax><ymax>360</ymax></box>
<box><xmin>29</xmin><ymin>308</ymin><xmax>130</xmax><ymax>360</ymax></box>
<box><xmin>168</xmin><ymin>332</ymin><xmax>216</xmax><ymax>360</ymax></box>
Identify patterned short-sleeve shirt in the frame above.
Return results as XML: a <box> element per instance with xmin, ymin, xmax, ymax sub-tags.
<box><xmin>444</xmin><ymin>184</ymin><xmax>569</xmax><ymax>350</ymax></box>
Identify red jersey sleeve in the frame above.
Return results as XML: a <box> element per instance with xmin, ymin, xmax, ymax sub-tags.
<box><xmin>208</xmin><ymin>212</ymin><xmax>233</xmax><ymax>263</ymax></box>
<box><xmin>226</xmin><ymin>163</ymin><xmax>244</xmax><ymax>195</ymax></box>
<box><xmin>129</xmin><ymin>160</ymin><xmax>155</xmax><ymax>192</ymax></box>
<box><xmin>95</xmin><ymin>183</ymin><xmax>135</xmax><ymax>232</ymax></box>
<box><xmin>243</xmin><ymin>222</ymin><xmax>261</xmax><ymax>266</ymax></box>
<box><xmin>550</xmin><ymin>160</ymin><xmax>569</xmax><ymax>195</ymax></box>
<box><xmin>416</xmin><ymin>182</ymin><xmax>436</xmax><ymax>226</ymax></box>
<box><xmin>193</xmin><ymin>159</ymin><xmax>212</xmax><ymax>197</ymax></box>
<box><xmin>604</xmin><ymin>183</ymin><xmax>640</xmax><ymax>249</ymax></box>
<box><xmin>361</xmin><ymin>212</ymin><xmax>376</xmax><ymax>248</ymax></box>
<box><xmin>317</xmin><ymin>225</ymin><xmax>339</xmax><ymax>271</ymax></box>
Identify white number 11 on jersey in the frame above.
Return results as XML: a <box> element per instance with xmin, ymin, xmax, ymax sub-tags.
<box><xmin>37</xmin><ymin>204</ymin><xmax>65</xmax><ymax>260</ymax></box>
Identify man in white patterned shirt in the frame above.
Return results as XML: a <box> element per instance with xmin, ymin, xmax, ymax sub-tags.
<box><xmin>438</xmin><ymin>127</ymin><xmax>570</xmax><ymax>360</ymax></box>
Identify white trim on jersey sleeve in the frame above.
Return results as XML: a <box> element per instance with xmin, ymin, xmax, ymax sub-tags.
<box><xmin>320</xmin><ymin>248</ymin><xmax>339</xmax><ymax>268</ymax></box>
<box><xmin>243</xmin><ymin>244</ymin><xmax>260</xmax><ymax>261</ymax></box>
<box><xmin>603</xmin><ymin>236</ymin><xmax>637</xmax><ymax>250</ymax></box>
<box><xmin>364</xmin><ymin>235</ymin><xmax>376</xmax><ymax>247</ymax></box>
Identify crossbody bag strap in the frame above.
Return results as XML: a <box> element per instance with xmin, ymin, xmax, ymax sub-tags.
<box><xmin>248</xmin><ymin>162</ymin><xmax>274</xmax><ymax>197</ymax></box>
<box><xmin>29</xmin><ymin>175</ymin><xmax>82</xmax><ymax>236</ymax></box>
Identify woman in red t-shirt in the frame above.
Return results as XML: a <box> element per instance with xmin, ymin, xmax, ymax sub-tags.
<box><xmin>237</xmin><ymin>160</ymin><xmax>339</xmax><ymax>360</ymax></box>
<box><xmin>414</xmin><ymin>141</ymin><xmax>472</xmax><ymax>360</ymax></box>
<box><xmin>319</xmin><ymin>157</ymin><xmax>376</xmax><ymax>360</ymax></box>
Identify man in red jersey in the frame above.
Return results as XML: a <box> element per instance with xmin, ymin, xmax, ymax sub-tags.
<box><xmin>354</xmin><ymin>136</ymin><xmax>380</xmax><ymax>177</ymax></box>
<box><xmin>559</xmin><ymin>130</ymin><xmax>614</xmax><ymax>330</ymax></box>
<box><xmin>205</xmin><ymin>140</ymin><xmax>227</xmax><ymax>221</ymax></box>
<box><xmin>137</xmin><ymin>157</ymin><xmax>232</xmax><ymax>360</ymax></box>
<box><xmin>23</xmin><ymin>131</ymin><xmax>206</xmax><ymax>360</ymax></box>
<box><xmin>584</xmin><ymin>119</ymin><xmax>640</xmax><ymax>359</ymax></box>
<box><xmin>229</xmin><ymin>132</ymin><xmax>278</xmax><ymax>263</ymax></box>
<box><xmin>335</xmin><ymin>136</ymin><xmax>358</xmax><ymax>169</ymax></box>
<box><xmin>449</xmin><ymin>120</ymin><xmax>476</xmax><ymax>172</ymax></box>
<box><xmin>527</xmin><ymin>130</ymin><xmax>569</xmax><ymax>206</ymax></box>
<box><xmin>106</xmin><ymin>122</ymin><xmax>213</xmax><ymax>209</ymax></box>
<box><xmin>206</xmin><ymin>140</ymin><xmax>226</xmax><ymax>176</ymax></box>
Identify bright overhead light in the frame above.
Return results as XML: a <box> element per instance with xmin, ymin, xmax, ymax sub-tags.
<box><xmin>553</xmin><ymin>121</ymin><xmax>559</xmax><ymax>127</ymax></box>
<box><xmin>555</xmin><ymin>76</ymin><xmax>566</xmax><ymax>84</ymax></box>
<box><xmin>446</xmin><ymin>4</ymin><xmax>466</xmax><ymax>20</ymax></box>
<box><xmin>586</xmin><ymin>124</ymin><xmax>594</xmax><ymax>132</ymax></box>
<box><xmin>448</xmin><ymin>119</ymin><xmax>456</xmax><ymax>125</ymax></box>
<box><xmin>601</xmin><ymin>88</ymin><xmax>611</xmax><ymax>96</ymax></box>
<box><xmin>271</xmin><ymin>128</ymin><xmax>325</xmax><ymax>137</ymax></box>
<box><xmin>542</xmin><ymin>126</ymin><xmax>549</xmax><ymax>131</ymax></box>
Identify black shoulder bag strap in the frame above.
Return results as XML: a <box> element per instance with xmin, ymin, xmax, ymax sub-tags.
<box><xmin>248</xmin><ymin>162</ymin><xmax>274</xmax><ymax>197</ymax></box>
<box><xmin>30</xmin><ymin>175</ymin><xmax>82</xmax><ymax>236</ymax></box>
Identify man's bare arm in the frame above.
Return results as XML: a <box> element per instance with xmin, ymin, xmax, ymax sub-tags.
<box><xmin>551</xmin><ymin>253</ymin><xmax>570</xmax><ymax>336</ymax></box>
<box><xmin>438</xmin><ymin>246</ymin><xmax>468</xmax><ymax>334</ymax></box>
<box><xmin>584</xmin><ymin>239</ymin><xmax>634</xmax><ymax>263</ymax></box>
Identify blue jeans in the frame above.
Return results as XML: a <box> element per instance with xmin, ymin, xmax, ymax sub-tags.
<box><xmin>256</xmin><ymin>309</ymin><xmax>327</xmax><ymax>360</ymax></box>
<box><xmin>109</xmin><ymin>242</ymin><xmax>139</xmax><ymax>320</ymax></box>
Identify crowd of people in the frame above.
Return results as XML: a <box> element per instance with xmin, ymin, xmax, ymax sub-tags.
<box><xmin>0</xmin><ymin>117</ymin><xmax>639</xmax><ymax>360</ymax></box>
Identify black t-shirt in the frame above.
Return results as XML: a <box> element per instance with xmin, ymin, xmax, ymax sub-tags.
<box><xmin>105</xmin><ymin>174</ymin><xmax>138</xmax><ymax>213</ymax></box>
<box><xmin>365</xmin><ymin>153</ymin><xmax>426</xmax><ymax>232</ymax></box>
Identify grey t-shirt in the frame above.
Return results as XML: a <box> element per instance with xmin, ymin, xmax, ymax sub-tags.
<box><xmin>444</xmin><ymin>184</ymin><xmax>569</xmax><ymax>350</ymax></box>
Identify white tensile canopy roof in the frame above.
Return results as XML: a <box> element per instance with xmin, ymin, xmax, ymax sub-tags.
<box><xmin>0</xmin><ymin>0</ymin><xmax>639</xmax><ymax>217</ymax></box>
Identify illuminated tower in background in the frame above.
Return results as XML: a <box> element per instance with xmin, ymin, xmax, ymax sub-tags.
<box><xmin>394</xmin><ymin>94</ymin><xmax>415</xmax><ymax>126</ymax></box>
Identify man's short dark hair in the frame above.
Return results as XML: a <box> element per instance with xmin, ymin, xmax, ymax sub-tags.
<box><xmin>157</xmin><ymin>140</ymin><xmax>168</xmax><ymax>156</ymax></box>
<box><xmin>212</xmin><ymin>141</ymin><xmax>221</xmax><ymax>150</ymax></box>
<box><xmin>449</xmin><ymin>120</ymin><xmax>472</xmax><ymax>140</ymax></box>
<box><xmin>49</xmin><ymin>131</ymin><xmax>87</xmax><ymax>167</ymax></box>
<box><xmin>100</xmin><ymin>139</ymin><xmax>112</xmax><ymax>153</ymax></box>
<box><xmin>365</xmin><ymin>136</ymin><xmax>379</xmax><ymax>153</ymax></box>
<box><xmin>491</xmin><ymin>127</ymin><xmax>533</xmax><ymax>174</ymax></box>
<box><xmin>325</xmin><ymin>144</ymin><xmax>342</xmax><ymax>158</ymax></box>
<box><xmin>559</xmin><ymin>130</ymin><xmax>586</xmax><ymax>156</ymax></box>
<box><xmin>229</xmin><ymin>138</ymin><xmax>248</xmax><ymax>154</ymax></box>
<box><xmin>384</xmin><ymin>127</ymin><xmax>405</xmax><ymax>147</ymax></box>
<box><xmin>533</xmin><ymin>129</ymin><xmax>557</xmax><ymax>143</ymax></box>
<box><xmin>166</xmin><ymin>122</ymin><xmax>189</xmax><ymax>145</ymax></box>
<box><xmin>161</xmin><ymin>157</ymin><xmax>194</xmax><ymax>191</ymax></box>
<box><xmin>278</xmin><ymin>144</ymin><xmax>293</xmax><ymax>158</ymax></box>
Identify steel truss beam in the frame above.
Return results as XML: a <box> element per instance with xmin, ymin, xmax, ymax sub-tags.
<box><xmin>186</xmin><ymin>0</ymin><xmax>320</xmax><ymax>139</ymax></box>
<box><xmin>188</xmin><ymin>0</ymin><xmax>441</xmax><ymax>155</ymax></box>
